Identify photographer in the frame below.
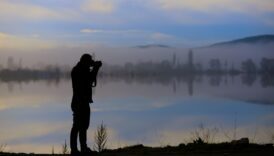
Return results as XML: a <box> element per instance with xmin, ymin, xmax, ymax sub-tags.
<box><xmin>70</xmin><ymin>53</ymin><xmax>102</xmax><ymax>155</ymax></box>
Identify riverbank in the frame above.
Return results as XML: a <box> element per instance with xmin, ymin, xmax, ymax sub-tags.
<box><xmin>1</xmin><ymin>141</ymin><xmax>273</xmax><ymax>156</ymax></box>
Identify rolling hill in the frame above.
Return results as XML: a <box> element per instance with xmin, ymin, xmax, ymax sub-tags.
<box><xmin>209</xmin><ymin>34</ymin><xmax>274</xmax><ymax>47</ymax></box>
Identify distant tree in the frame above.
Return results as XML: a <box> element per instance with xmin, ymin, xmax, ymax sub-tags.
<box><xmin>242</xmin><ymin>59</ymin><xmax>256</xmax><ymax>73</ymax></box>
<box><xmin>18</xmin><ymin>58</ymin><xmax>23</xmax><ymax>69</ymax></box>
<box><xmin>124</xmin><ymin>62</ymin><xmax>134</xmax><ymax>71</ymax></box>
<box><xmin>159</xmin><ymin>60</ymin><xmax>172</xmax><ymax>73</ymax></box>
<box><xmin>7</xmin><ymin>56</ymin><xmax>15</xmax><ymax>70</ymax></box>
<box><xmin>209</xmin><ymin>59</ymin><xmax>222</xmax><ymax>72</ymax></box>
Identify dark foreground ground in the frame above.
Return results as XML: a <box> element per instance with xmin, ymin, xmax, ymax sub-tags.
<box><xmin>1</xmin><ymin>142</ymin><xmax>274</xmax><ymax>156</ymax></box>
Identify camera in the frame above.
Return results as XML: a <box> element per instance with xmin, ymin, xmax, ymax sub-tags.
<box><xmin>91</xmin><ymin>60</ymin><xmax>102</xmax><ymax>68</ymax></box>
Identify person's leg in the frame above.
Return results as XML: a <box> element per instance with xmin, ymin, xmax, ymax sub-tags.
<box><xmin>70</xmin><ymin>112</ymin><xmax>80</xmax><ymax>153</ymax></box>
<box><xmin>80</xmin><ymin>128</ymin><xmax>93</xmax><ymax>153</ymax></box>
<box><xmin>79</xmin><ymin>128</ymin><xmax>88</xmax><ymax>150</ymax></box>
<box><xmin>79</xmin><ymin>106</ymin><xmax>91</xmax><ymax>152</ymax></box>
<box><xmin>70</xmin><ymin>125</ymin><xmax>79</xmax><ymax>152</ymax></box>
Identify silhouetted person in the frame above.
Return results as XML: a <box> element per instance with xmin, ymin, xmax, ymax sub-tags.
<box><xmin>70</xmin><ymin>54</ymin><xmax>102</xmax><ymax>155</ymax></box>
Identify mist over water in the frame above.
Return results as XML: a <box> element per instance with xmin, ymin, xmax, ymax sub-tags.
<box><xmin>0</xmin><ymin>42</ymin><xmax>274</xmax><ymax>69</ymax></box>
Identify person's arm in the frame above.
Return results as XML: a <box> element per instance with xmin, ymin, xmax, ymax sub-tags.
<box><xmin>90</xmin><ymin>62</ymin><xmax>102</xmax><ymax>87</ymax></box>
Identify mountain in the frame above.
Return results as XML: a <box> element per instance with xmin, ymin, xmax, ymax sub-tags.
<box><xmin>209</xmin><ymin>34</ymin><xmax>274</xmax><ymax>47</ymax></box>
<box><xmin>134</xmin><ymin>44</ymin><xmax>172</xmax><ymax>49</ymax></box>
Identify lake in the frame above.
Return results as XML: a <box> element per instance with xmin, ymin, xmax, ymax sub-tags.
<box><xmin>0</xmin><ymin>75</ymin><xmax>274</xmax><ymax>153</ymax></box>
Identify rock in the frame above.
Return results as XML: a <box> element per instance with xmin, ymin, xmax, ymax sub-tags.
<box><xmin>231</xmin><ymin>138</ymin><xmax>249</xmax><ymax>145</ymax></box>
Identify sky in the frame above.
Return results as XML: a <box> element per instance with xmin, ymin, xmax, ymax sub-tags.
<box><xmin>0</xmin><ymin>0</ymin><xmax>274</xmax><ymax>50</ymax></box>
<box><xmin>0</xmin><ymin>0</ymin><xmax>274</xmax><ymax>68</ymax></box>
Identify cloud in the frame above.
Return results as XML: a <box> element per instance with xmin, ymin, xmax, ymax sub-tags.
<box><xmin>80</xmin><ymin>28</ymin><xmax>176</xmax><ymax>42</ymax></box>
<box><xmin>0</xmin><ymin>32</ymin><xmax>56</xmax><ymax>50</ymax></box>
<box><xmin>80</xmin><ymin>28</ymin><xmax>104</xmax><ymax>33</ymax></box>
<box><xmin>80</xmin><ymin>28</ymin><xmax>144</xmax><ymax>34</ymax></box>
<box><xmin>151</xmin><ymin>32</ymin><xmax>174</xmax><ymax>41</ymax></box>
<box><xmin>145</xmin><ymin>0</ymin><xmax>274</xmax><ymax>25</ymax></box>
<box><xmin>0</xmin><ymin>0</ymin><xmax>78</xmax><ymax>21</ymax></box>
<box><xmin>82</xmin><ymin>0</ymin><xmax>115</xmax><ymax>14</ymax></box>
<box><xmin>154</xmin><ymin>0</ymin><xmax>274</xmax><ymax>14</ymax></box>
<box><xmin>31</xmin><ymin>34</ymin><xmax>40</xmax><ymax>38</ymax></box>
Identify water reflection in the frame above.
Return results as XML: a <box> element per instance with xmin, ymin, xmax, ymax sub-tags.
<box><xmin>242</xmin><ymin>73</ymin><xmax>257</xmax><ymax>86</ymax></box>
<box><xmin>0</xmin><ymin>76</ymin><xmax>274</xmax><ymax>153</ymax></box>
<box><xmin>1</xmin><ymin>74</ymin><xmax>274</xmax><ymax>92</ymax></box>
<box><xmin>96</xmin><ymin>75</ymin><xmax>274</xmax><ymax>104</ymax></box>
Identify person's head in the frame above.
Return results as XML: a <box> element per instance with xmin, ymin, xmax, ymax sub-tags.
<box><xmin>80</xmin><ymin>53</ymin><xmax>94</xmax><ymax>67</ymax></box>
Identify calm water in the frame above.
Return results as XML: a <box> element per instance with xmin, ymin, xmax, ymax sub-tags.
<box><xmin>0</xmin><ymin>75</ymin><xmax>274</xmax><ymax>153</ymax></box>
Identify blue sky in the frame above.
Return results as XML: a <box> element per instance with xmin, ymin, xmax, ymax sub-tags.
<box><xmin>0</xmin><ymin>0</ymin><xmax>274</xmax><ymax>49</ymax></box>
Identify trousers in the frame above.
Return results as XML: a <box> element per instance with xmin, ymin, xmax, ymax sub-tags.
<box><xmin>70</xmin><ymin>103</ymin><xmax>90</xmax><ymax>151</ymax></box>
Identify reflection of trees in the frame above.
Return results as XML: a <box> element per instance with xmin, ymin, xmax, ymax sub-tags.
<box><xmin>100</xmin><ymin>73</ymin><xmax>274</xmax><ymax>91</ymax></box>
<box><xmin>224</xmin><ymin>75</ymin><xmax>228</xmax><ymax>85</ymax></box>
<box><xmin>0</xmin><ymin>68</ymin><xmax>67</xmax><ymax>84</ymax></box>
<box><xmin>261</xmin><ymin>74</ymin><xmax>274</xmax><ymax>88</ymax></box>
<box><xmin>209</xmin><ymin>75</ymin><xmax>222</xmax><ymax>87</ymax></box>
<box><xmin>2</xmin><ymin>73</ymin><xmax>274</xmax><ymax>94</ymax></box>
<box><xmin>259</xmin><ymin>58</ymin><xmax>274</xmax><ymax>87</ymax></box>
<box><xmin>7</xmin><ymin>82</ymin><xmax>14</xmax><ymax>93</ymax></box>
<box><xmin>241</xmin><ymin>74</ymin><xmax>257</xmax><ymax>86</ymax></box>
<box><xmin>187</xmin><ymin>75</ymin><xmax>194</xmax><ymax>96</ymax></box>
<box><xmin>99</xmin><ymin>74</ymin><xmax>200</xmax><ymax>96</ymax></box>
<box><xmin>260</xmin><ymin>58</ymin><xmax>274</xmax><ymax>74</ymax></box>
<box><xmin>173</xmin><ymin>79</ymin><xmax>177</xmax><ymax>94</ymax></box>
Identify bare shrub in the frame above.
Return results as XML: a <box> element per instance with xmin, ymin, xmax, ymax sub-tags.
<box><xmin>0</xmin><ymin>144</ymin><xmax>6</xmax><ymax>152</ymax></box>
<box><xmin>94</xmin><ymin>121</ymin><xmax>108</xmax><ymax>152</ymax></box>
<box><xmin>51</xmin><ymin>145</ymin><xmax>55</xmax><ymax>155</ymax></box>
<box><xmin>61</xmin><ymin>140</ymin><xmax>69</xmax><ymax>154</ymax></box>
<box><xmin>190</xmin><ymin>123</ymin><xmax>219</xmax><ymax>143</ymax></box>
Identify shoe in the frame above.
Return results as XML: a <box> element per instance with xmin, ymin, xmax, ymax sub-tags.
<box><xmin>71</xmin><ymin>150</ymin><xmax>81</xmax><ymax>156</ymax></box>
<box><xmin>81</xmin><ymin>147</ymin><xmax>97</xmax><ymax>155</ymax></box>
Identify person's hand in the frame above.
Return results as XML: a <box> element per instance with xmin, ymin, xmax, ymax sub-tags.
<box><xmin>97</xmin><ymin>61</ymin><xmax>102</xmax><ymax>67</ymax></box>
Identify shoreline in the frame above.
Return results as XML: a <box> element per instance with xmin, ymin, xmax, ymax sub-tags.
<box><xmin>1</xmin><ymin>141</ymin><xmax>273</xmax><ymax>156</ymax></box>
